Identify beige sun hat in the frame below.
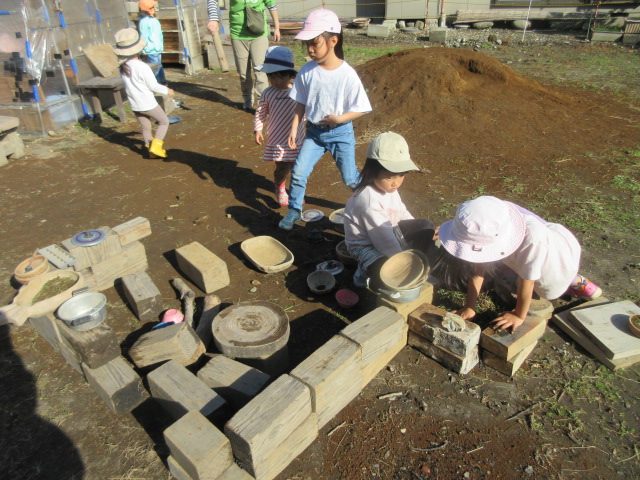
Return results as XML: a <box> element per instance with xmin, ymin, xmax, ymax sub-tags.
<box><xmin>379</xmin><ymin>249</ymin><xmax>430</xmax><ymax>291</ymax></box>
<box><xmin>113</xmin><ymin>28</ymin><xmax>147</xmax><ymax>58</ymax></box>
<box><xmin>367</xmin><ymin>131</ymin><xmax>419</xmax><ymax>173</ymax></box>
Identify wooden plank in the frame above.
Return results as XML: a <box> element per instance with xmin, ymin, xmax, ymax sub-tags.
<box><xmin>175</xmin><ymin>242</ymin><xmax>230</xmax><ymax>294</ymax></box>
<box><xmin>239</xmin><ymin>345</ymin><xmax>289</xmax><ymax>377</ymax></box>
<box><xmin>408</xmin><ymin>332</ymin><xmax>479</xmax><ymax>375</ymax></box>
<box><xmin>167</xmin><ymin>456</ymin><xmax>193</xmax><ymax>480</ymax></box>
<box><xmin>121</xmin><ymin>271</ymin><xmax>163</xmax><ymax>321</ymax></box>
<box><xmin>91</xmin><ymin>240</ymin><xmax>148</xmax><ymax>290</ymax></box>
<box><xmin>82</xmin><ymin>356</ymin><xmax>149</xmax><ymax>414</ymax></box>
<box><xmin>225</xmin><ymin>374</ymin><xmax>316</xmax><ymax>480</ymax></box>
<box><xmin>56</xmin><ymin>318</ymin><xmax>120</xmax><ymax>369</ymax></box>
<box><xmin>82</xmin><ymin>44</ymin><xmax>119</xmax><ymax>77</ymax></box>
<box><xmin>129</xmin><ymin>321</ymin><xmax>205</xmax><ymax>368</ymax></box>
<box><xmin>218</xmin><ymin>464</ymin><xmax>254</xmax><ymax>480</ymax></box>
<box><xmin>568</xmin><ymin>300</ymin><xmax>640</xmax><ymax>360</ymax></box>
<box><xmin>339</xmin><ymin>306</ymin><xmax>407</xmax><ymax>385</ymax></box>
<box><xmin>112</xmin><ymin>217</ymin><xmax>152</xmax><ymax>246</ymax></box>
<box><xmin>197</xmin><ymin>354</ymin><xmax>270</xmax><ymax>408</ymax></box>
<box><xmin>29</xmin><ymin>313</ymin><xmax>62</xmax><ymax>351</ymax></box>
<box><xmin>61</xmin><ymin>226</ymin><xmax>122</xmax><ymax>271</ymax></box>
<box><xmin>148</xmin><ymin>360</ymin><xmax>226</xmax><ymax>419</ymax></box>
<box><xmin>479</xmin><ymin>314</ymin><xmax>546</xmax><ymax>361</ymax></box>
<box><xmin>482</xmin><ymin>340</ymin><xmax>538</xmax><ymax>377</ymax></box>
<box><xmin>551</xmin><ymin>299</ymin><xmax>640</xmax><ymax>370</ymax></box>
<box><xmin>290</xmin><ymin>335</ymin><xmax>363</xmax><ymax>428</ymax></box>
<box><xmin>164</xmin><ymin>411</ymin><xmax>233</xmax><ymax>480</ymax></box>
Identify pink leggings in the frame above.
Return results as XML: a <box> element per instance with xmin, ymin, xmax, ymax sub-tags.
<box><xmin>135</xmin><ymin>105</ymin><xmax>169</xmax><ymax>144</ymax></box>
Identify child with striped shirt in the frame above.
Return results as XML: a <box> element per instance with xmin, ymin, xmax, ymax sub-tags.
<box><xmin>254</xmin><ymin>46</ymin><xmax>305</xmax><ymax>206</ymax></box>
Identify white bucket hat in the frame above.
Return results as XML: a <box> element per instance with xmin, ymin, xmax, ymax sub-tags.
<box><xmin>367</xmin><ymin>132</ymin><xmax>418</xmax><ymax>173</ymax></box>
<box><xmin>113</xmin><ymin>28</ymin><xmax>147</xmax><ymax>57</ymax></box>
<box><xmin>255</xmin><ymin>46</ymin><xmax>296</xmax><ymax>74</ymax></box>
<box><xmin>438</xmin><ymin>196</ymin><xmax>526</xmax><ymax>263</ymax></box>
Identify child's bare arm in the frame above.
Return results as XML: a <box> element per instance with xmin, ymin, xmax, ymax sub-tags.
<box><xmin>288</xmin><ymin>102</ymin><xmax>305</xmax><ymax>149</ymax></box>
<box><xmin>492</xmin><ymin>278</ymin><xmax>534</xmax><ymax>332</ymax></box>
<box><xmin>457</xmin><ymin>273</ymin><xmax>484</xmax><ymax>320</ymax></box>
<box><xmin>320</xmin><ymin>111</ymin><xmax>367</xmax><ymax>128</ymax></box>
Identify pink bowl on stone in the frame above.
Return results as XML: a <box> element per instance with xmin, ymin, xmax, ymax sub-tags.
<box><xmin>335</xmin><ymin>289</ymin><xmax>359</xmax><ymax>309</ymax></box>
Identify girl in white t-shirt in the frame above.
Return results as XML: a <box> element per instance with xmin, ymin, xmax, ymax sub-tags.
<box><xmin>344</xmin><ymin>132</ymin><xmax>435</xmax><ymax>290</ymax></box>
<box><xmin>278</xmin><ymin>8</ymin><xmax>372</xmax><ymax>230</ymax></box>
<box><xmin>114</xmin><ymin>28</ymin><xmax>174</xmax><ymax>159</ymax></box>
<box><xmin>437</xmin><ymin>196</ymin><xmax>602</xmax><ymax>332</ymax></box>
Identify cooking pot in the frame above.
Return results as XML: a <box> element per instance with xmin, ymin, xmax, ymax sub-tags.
<box><xmin>57</xmin><ymin>291</ymin><xmax>107</xmax><ymax>331</ymax></box>
<box><xmin>377</xmin><ymin>284</ymin><xmax>423</xmax><ymax>303</ymax></box>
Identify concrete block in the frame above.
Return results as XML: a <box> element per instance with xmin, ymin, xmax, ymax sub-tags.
<box><xmin>367</xmin><ymin>24</ymin><xmax>390</xmax><ymax>38</ymax></box>
<box><xmin>82</xmin><ymin>356</ymin><xmax>149</xmax><ymax>414</ymax></box>
<box><xmin>376</xmin><ymin>281</ymin><xmax>434</xmax><ymax>320</ymax></box>
<box><xmin>480</xmin><ymin>314</ymin><xmax>546</xmax><ymax>361</ymax></box>
<box><xmin>381</xmin><ymin>19</ymin><xmax>397</xmax><ymax>30</ymax></box>
<box><xmin>429</xmin><ymin>27</ymin><xmax>448</xmax><ymax>43</ymax></box>
<box><xmin>148</xmin><ymin>360</ymin><xmax>226</xmax><ymax>419</ymax></box>
<box><xmin>408</xmin><ymin>304</ymin><xmax>480</xmax><ymax>357</ymax></box>
<box><xmin>225</xmin><ymin>374</ymin><xmax>317</xmax><ymax>480</ymax></box>
<box><xmin>623</xmin><ymin>33</ymin><xmax>640</xmax><ymax>45</ymax></box>
<box><xmin>121</xmin><ymin>270</ymin><xmax>163</xmax><ymax>321</ymax></box>
<box><xmin>340</xmin><ymin>306</ymin><xmax>407</xmax><ymax>385</ymax></box>
<box><xmin>175</xmin><ymin>242</ymin><xmax>230</xmax><ymax>293</ymax></box>
<box><xmin>408</xmin><ymin>332</ymin><xmax>479</xmax><ymax>374</ymax></box>
<box><xmin>591</xmin><ymin>31</ymin><xmax>622</xmax><ymax>42</ymax></box>
<box><xmin>482</xmin><ymin>340</ymin><xmax>538</xmax><ymax>376</ymax></box>
<box><xmin>164</xmin><ymin>411</ymin><xmax>233</xmax><ymax>480</ymax></box>
<box><xmin>291</xmin><ymin>335</ymin><xmax>362</xmax><ymax>428</ymax></box>
<box><xmin>197</xmin><ymin>354</ymin><xmax>270</xmax><ymax>407</ymax></box>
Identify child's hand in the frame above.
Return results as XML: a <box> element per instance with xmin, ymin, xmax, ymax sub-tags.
<box><xmin>255</xmin><ymin>131</ymin><xmax>263</xmax><ymax>145</ymax></box>
<box><xmin>320</xmin><ymin>114</ymin><xmax>340</xmax><ymax>128</ymax></box>
<box><xmin>455</xmin><ymin>307</ymin><xmax>476</xmax><ymax>320</ymax></box>
<box><xmin>491</xmin><ymin>311</ymin><xmax>525</xmax><ymax>333</ymax></box>
<box><xmin>288</xmin><ymin>132</ymin><xmax>297</xmax><ymax>150</ymax></box>
<box><xmin>168</xmin><ymin>89</ymin><xmax>175</xmax><ymax>97</ymax></box>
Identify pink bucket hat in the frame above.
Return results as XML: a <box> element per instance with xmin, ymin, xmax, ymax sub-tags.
<box><xmin>295</xmin><ymin>9</ymin><xmax>341</xmax><ymax>40</ymax></box>
<box><xmin>438</xmin><ymin>196</ymin><xmax>526</xmax><ymax>263</ymax></box>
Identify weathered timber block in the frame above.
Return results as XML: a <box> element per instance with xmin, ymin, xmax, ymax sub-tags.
<box><xmin>62</xmin><ymin>226</ymin><xmax>122</xmax><ymax>271</ymax></box>
<box><xmin>290</xmin><ymin>335</ymin><xmax>363</xmax><ymax>428</ymax></box>
<box><xmin>148</xmin><ymin>359</ymin><xmax>226</xmax><ymax>419</ymax></box>
<box><xmin>82</xmin><ymin>356</ymin><xmax>149</xmax><ymax>414</ymax></box>
<box><xmin>339</xmin><ymin>306</ymin><xmax>407</xmax><ymax>385</ymax></box>
<box><xmin>225</xmin><ymin>374</ymin><xmax>316</xmax><ymax>480</ymax></box>
<box><xmin>129</xmin><ymin>321</ymin><xmax>205</xmax><ymax>368</ymax></box>
<box><xmin>167</xmin><ymin>456</ymin><xmax>193</xmax><ymax>480</ymax></box>
<box><xmin>175</xmin><ymin>241</ymin><xmax>230</xmax><ymax>293</ymax></box>
<box><xmin>482</xmin><ymin>339</ymin><xmax>538</xmax><ymax>376</ymax></box>
<box><xmin>480</xmin><ymin>314</ymin><xmax>546</xmax><ymax>361</ymax></box>
<box><xmin>56</xmin><ymin>318</ymin><xmax>120</xmax><ymax>369</ymax></box>
<box><xmin>197</xmin><ymin>354</ymin><xmax>270</xmax><ymax>407</ymax></box>
<box><xmin>408</xmin><ymin>304</ymin><xmax>480</xmax><ymax>357</ymax></box>
<box><xmin>121</xmin><ymin>270</ymin><xmax>163</xmax><ymax>321</ymax></box>
<box><xmin>77</xmin><ymin>268</ymin><xmax>98</xmax><ymax>291</ymax></box>
<box><xmin>408</xmin><ymin>332</ymin><xmax>479</xmax><ymax>374</ymax></box>
<box><xmin>112</xmin><ymin>216</ymin><xmax>152</xmax><ymax>246</ymax></box>
<box><xmin>376</xmin><ymin>281</ymin><xmax>434</xmax><ymax>319</ymax></box>
<box><xmin>29</xmin><ymin>313</ymin><xmax>62</xmax><ymax>351</ymax></box>
<box><xmin>218</xmin><ymin>464</ymin><xmax>254</xmax><ymax>480</ymax></box>
<box><xmin>91</xmin><ymin>240</ymin><xmax>148</xmax><ymax>291</ymax></box>
<box><xmin>164</xmin><ymin>410</ymin><xmax>233</xmax><ymax>480</ymax></box>
<box><xmin>239</xmin><ymin>345</ymin><xmax>289</xmax><ymax>377</ymax></box>
<box><xmin>194</xmin><ymin>294</ymin><xmax>221</xmax><ymax>347</ymax></box>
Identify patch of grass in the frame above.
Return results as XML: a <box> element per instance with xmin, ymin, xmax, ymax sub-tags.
<box><xmin>611</xmin><ymin>175</ymin><xmax>640</xmax><ymax>193</ymax></box>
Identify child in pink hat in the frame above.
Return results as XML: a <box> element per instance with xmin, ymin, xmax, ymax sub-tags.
<box><xmin>278</xmin><ymin>8</ymin><xmax>372</xmax><ymax>230</ymax></box>
<box><xmin>437</xmin><ymin>196</ymin><xmax>602</xmax><ymax>332</ymax></box>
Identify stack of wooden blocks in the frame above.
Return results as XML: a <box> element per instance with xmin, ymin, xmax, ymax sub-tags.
<box><xmin>62</xmin><ymin>217</ymin><xmax>151</xmax><ymax>292</ymax></box>
<box><xmin>407</xmin><ymin>304</ymin><xmax>481</xmax><ymax>375</ymax></box>
<box><xmin>154</xmin><ymin>306</ymin><xmax>407</xmax><ymax>480</ymax></box>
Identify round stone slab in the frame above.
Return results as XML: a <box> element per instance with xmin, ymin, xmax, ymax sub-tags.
<box><xmin>212</xmin><ymin>301</ymin><xmax>289</xmax><ymax>358</ymax></box>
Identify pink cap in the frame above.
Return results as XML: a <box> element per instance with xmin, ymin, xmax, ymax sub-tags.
<box><xmin>295</xmin><ymin>9</ymin><xmax>341</xmax><ymax>40</ymax></box>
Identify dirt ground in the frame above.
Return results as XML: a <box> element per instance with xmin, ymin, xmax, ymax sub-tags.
<box><xmin>1</xmin><ymin>29</ymin><xmax>639</xmax><ymax>480</ymax></box>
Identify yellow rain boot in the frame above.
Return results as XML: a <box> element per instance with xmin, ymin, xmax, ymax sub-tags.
<box><xmin>148</xmin><ymin>138</ymin><xmax>167</xmax><ymax>158</ymax></box>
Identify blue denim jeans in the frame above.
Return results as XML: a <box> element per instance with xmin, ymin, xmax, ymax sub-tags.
<box><xmin>288</xmin><ymin>122</ymin><xmax>359</xmax><ymax>212</ymax></box>
<box><xmin>146</xmin><ymin>54</ymin><xmax>167</xmax><ymax>85</ymax></box>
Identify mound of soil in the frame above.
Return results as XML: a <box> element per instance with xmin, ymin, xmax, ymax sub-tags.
<box><xmin>355</xmin><ymin>48</ymin><xmax>640</xmax><ymax>182</ymax></box>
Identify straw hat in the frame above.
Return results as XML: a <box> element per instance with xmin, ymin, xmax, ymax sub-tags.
<box><xmin>113</xmin><ymin>28</ymin><xmax>147</xmax><ymax>57</ymax></box>
<box><xmin>438</xmin><ymin>196</ymin><xmax>526</xmax><ymax>263</ymax></box>
<box><xmin>380</xmin><ymin>249</ymin><xmax>430</xmax><ymax>291</ymax></box>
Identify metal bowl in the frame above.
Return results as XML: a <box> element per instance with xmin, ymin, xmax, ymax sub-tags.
<box><xmin>57</xmin><ymin>292</ymin><xmax>107</xmax><ymax>331</ymax></box>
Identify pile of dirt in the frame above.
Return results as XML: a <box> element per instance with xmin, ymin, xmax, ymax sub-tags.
<box><xmin>355</xmin><ymin>48</ymin><xmax>640</xmax><ymax>181</ymax></box>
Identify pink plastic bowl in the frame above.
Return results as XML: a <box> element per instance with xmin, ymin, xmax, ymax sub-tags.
<box><xmin>162</xmin><ymin>309</ymin><xmax>184</xmax><ymax>324</ymax></box>
<box><xmin>335</xmin><ymin>289</ymin><xmax>359</xmax><ymax>309</ymax></box>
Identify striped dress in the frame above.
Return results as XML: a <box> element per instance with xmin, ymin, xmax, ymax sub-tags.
<box><xmin>254</xmin><ymin>86</ymin><xmax>305</xmax><ymax>162</ymax></box>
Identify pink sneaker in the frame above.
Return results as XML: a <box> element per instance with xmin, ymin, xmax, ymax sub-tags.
<box><xmin>276</xmin><ymin>185</ymin><xmax>289</xmax><ymax>207</ymax></box>
<box><xmin>567</xmin><ymin>275</ymin><xmax>602</xmax><ymax>300</ymax></box>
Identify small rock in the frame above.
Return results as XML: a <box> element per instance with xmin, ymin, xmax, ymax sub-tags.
<box><xmin>524</xmin><ymin>465</ymin><xmax>534</xmax><ymax>475</ymax></box>
<box><xmin>384</xmin><ymin>450</ymin><xmax>391</xmax><ymax>459</ymax></box>
<box><xmin>249</xmin><ymin>287</ymin><xmax>257</xmax><ymax>293</ymax></box>
<box><xmin>165</xmin><ymin>215</ymin><xmax>173</xmax><ymax>220</ymax></box>
<box><xmin>194</xmin><ymin>215</ymin><xmax>209</xmax><ymax>225</ymax></box>
<box><xmin>464</xmin><ymin>472</ymin><xmax>470</xmax><ymax>479</ymax></box>
<box><xmin>387</xmin><ymin>365</ymin><xmax>395</xmax><ymax>372</ymax></box>
<box><xmin>48</xmin><ymin>130</ymin><xmax>56</xmax><ymax>136</ymax></box>
<box><xmin>400</xmin><ymin>428</ymin><xmax>406</xmax><ymax>434</ymax></box>
<box><xmin>226</xmin><ymin>214</ymin><xmax>232</xmax><ymax>218</ymax></box>
<box><xmin>251</xmin><ymin>280</ymin><xmax>261</xmax><ymax>286</ymax></box>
